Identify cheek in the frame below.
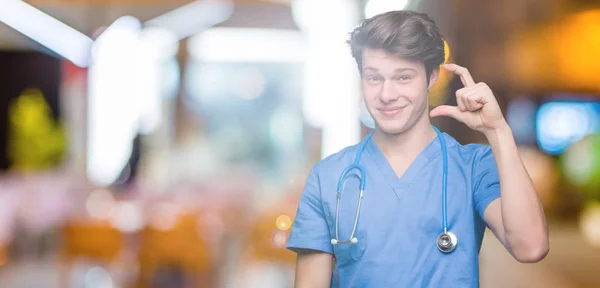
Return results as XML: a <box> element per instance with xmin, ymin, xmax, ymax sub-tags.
<box><xmin>361</xmin><ymin>88</ymin><xmax>378</xmax><ymax>105</ymax></box>
<box><xmin>405</xmin><ymin>83</ymin><xmax>427</xmax><ymax>104</ymax></box>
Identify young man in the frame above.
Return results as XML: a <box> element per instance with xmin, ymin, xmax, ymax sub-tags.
<box><xmin>286</xmin><ymin>10</ymin><xmax>549</xmax><ymax>287</ymax></box>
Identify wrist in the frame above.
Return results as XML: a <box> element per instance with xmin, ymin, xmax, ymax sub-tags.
<box><xmin>483</xmin><ymin>121</ymin><xmax>512</xmax><ymax>143</ymax></box>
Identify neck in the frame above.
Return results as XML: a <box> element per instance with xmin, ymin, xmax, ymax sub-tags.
<box><xmin>372</xmin><ymin>115</ymin><xmax>437</xmax><ymax>161</ymax></box>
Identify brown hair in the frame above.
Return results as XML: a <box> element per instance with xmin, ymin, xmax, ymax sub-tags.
<box><xmin>348</xmin><ymin>10</ymin><xmax>445</xmax><ymax>80</ymax></box>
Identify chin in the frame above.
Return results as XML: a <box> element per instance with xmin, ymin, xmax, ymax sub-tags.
<box><xmin>375</xmin><ymin>119</ymin><xmax>411</xmax><ymax>135</ymax></box>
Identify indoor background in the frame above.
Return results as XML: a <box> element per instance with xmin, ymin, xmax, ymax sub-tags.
<box><xmin>0</xmin><ymin>0</ymin><xmax>599</xmax><ymax>287</ymax></box>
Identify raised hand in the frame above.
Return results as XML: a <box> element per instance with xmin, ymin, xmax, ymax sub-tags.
<box><xmin>430</xmin><ymin>64</ymin><xmax>506</xmax><ymax>134</ymax></box>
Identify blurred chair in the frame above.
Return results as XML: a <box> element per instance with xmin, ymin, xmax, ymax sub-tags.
<box><xmin>245</xmin><ymin>211</ymin><xmax>296</xmax><ymax>265</ymax></box>
<box><xmin>246</xmin><ymin>190</ymin><xmax>301</xmax><ymax>266</ymax></box>
<box><xmin>235</xmin><ymin>199</ymin><xmax>298</xmax><ymax>288</ymax></box>
<box><xmin>59</xmin><ymin>220</ymin><xmax>125</xmax><ymax>286</ymax></box>
<box><xmin>233</xmin><ymin>188</ymin><xmax>301</xmax><ymax>287</ymax></box>
<box><xmin>136</xmin><ymin>211</ymin><xmax>214</xmax><ymax>288</ymax></box>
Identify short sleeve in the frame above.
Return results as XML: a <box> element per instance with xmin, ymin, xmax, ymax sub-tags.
<box><xmin>286</xmin><ymin>166</ymin><xmax>333</xmax><ymax>255</ymax></box>
<box><xmin>473</xmin><ymin>146</ymin><xmax>501</xmax><ymax>220</ymax></box>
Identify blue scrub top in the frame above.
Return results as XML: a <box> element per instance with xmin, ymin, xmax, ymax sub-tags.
<box><xmin>286</xmin><ymin>132</ymin><xmax>501</xmax><ymax>287</ymax></box>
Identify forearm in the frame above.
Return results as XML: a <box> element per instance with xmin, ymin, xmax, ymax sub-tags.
<box><xmin>484</xmin><ymin>123</ymin><xmax>549</xmax><ymax>261</ymax></box>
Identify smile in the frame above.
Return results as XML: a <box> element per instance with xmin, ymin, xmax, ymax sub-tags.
<box><xmin>379</xmin><ymin>107</ymin><xmax>406</xmax><ymax>116</ymax></box>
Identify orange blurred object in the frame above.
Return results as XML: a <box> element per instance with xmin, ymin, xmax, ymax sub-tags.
<box><xmin>136</xmin><ymin>211</ymin><xmax>214</xmax><ymax>288</ymax></box>
<box><xmin>61</xmin><ymin>220</ymin><xmax>124</xmax><ymax>262</ymax></box>
<box><xmin>244</xmin><ymin>193</ymin><xmax>300</xmax><ymax>266</ymax></box>
<box><xmin>428</xmin><ymin>40</ymin><xmax>454</xmax><ymax>107</ymax></box>
<box><xmin>59</xmin><ymin>220</ymin><xmax>125</xmax><ymax>287</ymax></box>
<box><xmin>507</xmin><ymin>9</ymin><xmax>600</xmax><ymax>93</ymax></box>
<box><xmin>0</xmin><ymin>244</ymin><xmax>6</xmax><ymax>267</ymax></box>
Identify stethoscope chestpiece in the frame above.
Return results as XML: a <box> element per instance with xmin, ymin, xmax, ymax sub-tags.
<box><xmin>436</xmin><ymin>231</ymin><xmax>458</xmax><ymax>253</ymax></box>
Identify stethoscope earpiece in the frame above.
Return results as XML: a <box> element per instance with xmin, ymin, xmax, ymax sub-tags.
<box><xmin>330</xmin><ymin>237</ymin><xmax>358</xmax><ymax>245</ymax></box>
<box><xmin>436</xmin><ymin>231</ymin><xmax>458</xmax><ymax>253</ymax></box>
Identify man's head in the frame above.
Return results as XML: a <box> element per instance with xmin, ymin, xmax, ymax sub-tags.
<box><xmin>348</xmin><ymin>10</ymin><xmax>445</xmax><ymax>135</ymax></box>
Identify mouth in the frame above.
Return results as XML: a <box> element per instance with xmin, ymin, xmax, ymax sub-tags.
<box><xmin>378</xmin><ymin>106</ymin><xmax>406</xmax><ymax>116</ymax></box>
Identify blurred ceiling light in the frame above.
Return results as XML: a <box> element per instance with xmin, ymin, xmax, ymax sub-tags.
<box><xmin>135</xmin><ymin>28</ymin><xmax>178</xmax><ymax>135</ymax></box>
<box><xmin>88</xmin><ymin>16</ymin><xmax>179</xmax><ymax>187</ymax></box>
<box><xmin>0</xmin><ymin>0</ymin><xmax>93</xmax><ymax>67</ymax></box>
<box><xmin>291</xmin><ymin>0</ymin><xmax>361</xmax><ymax>158</ymax></box>
<box><xmin>188</xmin><ymin>28</ymin><xmax>306</xmax><ymax>62</ymax></box>
<box><xmin>92</xmin><ymin>16</ymin><xmax>142</xmax><ymax>59</ymax></box>
<box><xmin>364</xmin><ymin>0</ymin><xmax>410</xmax><ymax>18</ymax></box>
<box><xmin>138</xmin><ymin>27</ymin><xmax>179</xmax><ymax>61</ymax></box>
<box><xmin>87</xmin><ymin>16</ymin><xmax>142</xmax><ymax>186</ymax></box>
<box><xmin>145</xmin><ymin>0</ymin><xmax>233</xmax><ymax>40</ymax></box>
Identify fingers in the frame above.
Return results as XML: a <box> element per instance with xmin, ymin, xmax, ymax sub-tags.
<box><xmin>443</xmin><ymin>63</ymin><xmax>475</xmax><ymax>87</ymax></box>
<box><xmin>456</xmin><ymin>82</ymin><xmax>487</xmax><ymax>112</ymax></box>
<box><xmin>455</xmin><ymin>87</ymin><xmax>468</xmax><ymax>112</ymax></box>
<box><xmin>430</xmin><ymin>105</ymin><xmax>465</xmax><ymax>123</ymax></box>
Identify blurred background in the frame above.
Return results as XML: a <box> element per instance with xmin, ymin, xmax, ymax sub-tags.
<box><xmin>0</xmin><ymin>0</ymin><xmax>599</xmax><ymax>287</ymax></box>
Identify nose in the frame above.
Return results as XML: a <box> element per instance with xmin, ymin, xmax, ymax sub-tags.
<box><xmin>379</xmin><ymin>80</ymin><xmax>399</xmax><ymax>104</ymax></box>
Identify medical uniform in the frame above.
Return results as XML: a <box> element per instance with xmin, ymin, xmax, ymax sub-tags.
<box><xmin>286</xmin><ymin>132</ymin><xmax>500</xmax><ymax>287</ymax></box>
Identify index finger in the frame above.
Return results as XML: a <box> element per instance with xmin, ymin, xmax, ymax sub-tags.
<box><xmin>443</xmin><ymin>63</ymin><xmax>476</xmax><ymax>87</ymax></box>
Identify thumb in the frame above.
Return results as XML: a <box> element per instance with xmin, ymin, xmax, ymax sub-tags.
<box><xmin>430</xmin><ymin>105</ymin><xmax>464</xmax><ymax>122</ymax></box>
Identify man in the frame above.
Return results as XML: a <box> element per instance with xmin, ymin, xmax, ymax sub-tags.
<box><xmin>286</xmin><ymin>10</ymin><xmax>549</xmax><ymax>287</ymax></box>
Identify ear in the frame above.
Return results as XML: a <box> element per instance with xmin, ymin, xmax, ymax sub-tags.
<box><xmin>427</xmin><ymin>67</ymin><xmax>440</xmax><ymax>89</ymax></box>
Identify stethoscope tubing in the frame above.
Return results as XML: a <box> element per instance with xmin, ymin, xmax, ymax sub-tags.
<box><xmin>331</xmin><ymin>126</ymin><xmax>456</xmax><ymax>253</ymax></box>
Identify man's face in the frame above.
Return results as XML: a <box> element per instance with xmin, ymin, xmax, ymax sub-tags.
<box><xmin>361</xmin><ymin>48</ymin><xmax>437</xmax><ymax>134</ymax></box>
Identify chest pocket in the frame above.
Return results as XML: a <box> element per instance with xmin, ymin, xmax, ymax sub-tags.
<box><xmin>323</xmin><ymin>175</ymin><xmax>367</xmax><ymax>264</ymax></box>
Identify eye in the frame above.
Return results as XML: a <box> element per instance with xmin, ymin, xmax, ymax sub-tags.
<box><xmin>398</xmin><ymin>75</ymin><xmax>411</xmax><ymax>81</ymax></box>
<box><xmin>365</xmin><ymin>76</ymin><xmax>382</xmax><ymax>84</ymax></box>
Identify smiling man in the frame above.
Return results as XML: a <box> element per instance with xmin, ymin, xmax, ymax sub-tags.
<box><xmin>286</xmin><ymin>10</ymin><xmax>549</xmax><ymax>288</ymax></box>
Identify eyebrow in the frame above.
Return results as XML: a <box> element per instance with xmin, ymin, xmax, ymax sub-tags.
<box><xmin>363</xmin><ymin>67</ymin><xmax>417</xmax><ymax>73</ymax></box>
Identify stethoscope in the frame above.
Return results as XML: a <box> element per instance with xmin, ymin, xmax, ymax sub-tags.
<box><xmin>330</xmin><ymin>126</ymin><xmax>458</xmax><ymax>253</ymax></box>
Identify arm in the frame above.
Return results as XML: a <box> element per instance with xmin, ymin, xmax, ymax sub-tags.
<box><xmin>482</xmin><ymin>123</ymin><xmax>549</xmax><ymax>263</ymax></box>
<box><xmin>294</xmin><ymin>249</ymin><xmax>334</xmax><ymax>288</ymax></box>
<box><xmin>286</xmin><ymin>166</ymin><xmax>335</xmax><ymax>285</ymax></box>
<box><xmin>430</xmin><ymin>63</ymin><xmax>549</xmax><ymax>263</ymax></box>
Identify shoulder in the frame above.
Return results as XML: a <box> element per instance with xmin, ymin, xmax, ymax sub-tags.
<box><xmin>444</xmin><ymin>133</ymin><xmax>494</xmax><ymax>165</ymax></box>
<box><xmin>300</xmin><ymin>144</ymin><xmax>360</xmax><ymax>202</ymax></box>
<box><xmin>311</xmin><ymin>143</ymin><xmax>360</xmax><ymax>175</ymax></box>
<box><xmin>444</xmin><ymin>134</ymin><xmax>498</xmax><ymax>194</ymax></box>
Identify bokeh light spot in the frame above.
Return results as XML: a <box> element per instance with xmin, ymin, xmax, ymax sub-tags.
<box><xmin>275</xmin><ymin>215</ymin><xmax>292</xmax><ymax>231</ymax></box>
<box><xmin>580</xmin><ymin>202</ymin><xmax>600</xmax><ymax>248</ymax></box>
<box><xmin>271</xmin><ymin>230</ymin><xmax>288</xmax><ymax>248</ymax></box>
